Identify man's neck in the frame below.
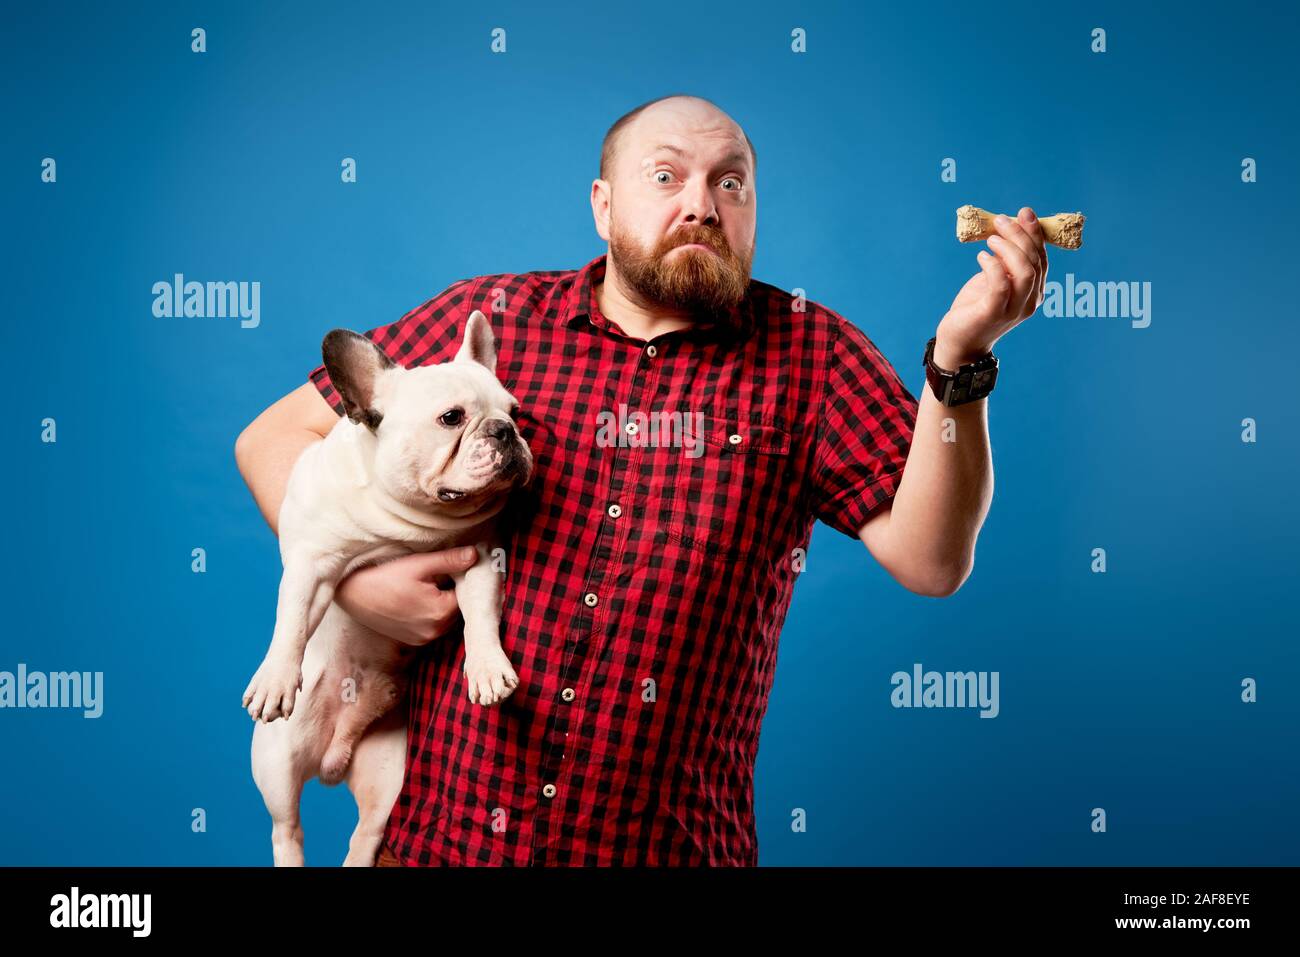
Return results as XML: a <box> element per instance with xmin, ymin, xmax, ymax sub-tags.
<box><xmin>594</xmin><ymin>262</ymin><xmax>695</xmax><ymax>342</ymax></box>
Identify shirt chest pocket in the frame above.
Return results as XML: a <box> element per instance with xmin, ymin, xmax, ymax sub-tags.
<box><xmin>664</xmin><ymin>413</ymin><xmax>793</xmax><ymax>559</ymax></box>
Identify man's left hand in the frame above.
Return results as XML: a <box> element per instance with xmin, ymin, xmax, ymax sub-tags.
<box><xmin>933</xmin><ymin>206</ymin><xmax>1048</xmax><ymax>368</ymax></box>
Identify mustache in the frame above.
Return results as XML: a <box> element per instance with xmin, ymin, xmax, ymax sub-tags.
<box><xmin>659</xmin><ymin>227</ymin><xmax>731</xmax><ymax>257</ymax></box>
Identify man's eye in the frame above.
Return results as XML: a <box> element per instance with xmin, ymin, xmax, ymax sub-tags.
<box><xmin>721</xmin><ymin>177</ymin><xmax>743</xmax><ymax>190</ymax></box>
<box><xmin>654</xmin><ymin>170</ymin><xmax>675</xmax><ymax>185</ymax></box>
<box><xmin>439</xmin><ymin>408</ymin><xmax>465</xmax><ymax>427</ymax></box>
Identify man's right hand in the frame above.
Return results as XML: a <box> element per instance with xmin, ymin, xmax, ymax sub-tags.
<box><xmin>333</xmin><ymin>547</ymin><xmax>480</xmax><ymax>646</ymax></box>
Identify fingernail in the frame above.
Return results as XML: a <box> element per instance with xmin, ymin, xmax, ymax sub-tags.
<box><xmin>461</xmin><ymin>547</ymin><xmax>477</xmax><ymax>561</ymax></box>
<box><xmin>994</xmin><ymin>214</ymin><xmax>1009</xmax><ymax>226</ymax></box>
<box><xmin>1025</xmin><ymin>208</ymin><xmax>1035</xmax><ymax>221</ymax></box>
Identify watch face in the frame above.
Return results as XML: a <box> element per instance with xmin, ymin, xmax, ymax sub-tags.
<box><xmin>925</xmin><ymin>345</ymin><xmax>997</xmax><ymax>405</ymax></box>
<box><xmin>970</xmin><ymin>367</ymin><xmax>997</xmax><ymax>396</ymax></box>
<box><xmin>937</xmin><ymin>365</ymin><xmax>997</xmax><ymax>405</ymax></box>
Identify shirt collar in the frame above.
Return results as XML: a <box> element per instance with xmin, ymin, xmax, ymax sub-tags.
<box><xmin>559</xmin><ymin>253</ymin><xmax>756</xmax><ymax>341</ymax></box>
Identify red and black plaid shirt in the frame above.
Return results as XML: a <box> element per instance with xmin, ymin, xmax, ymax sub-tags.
<box><xmin>308</xmin><ymin>253</ymin><xmax>918</xmax><ymax>865</ymax></box>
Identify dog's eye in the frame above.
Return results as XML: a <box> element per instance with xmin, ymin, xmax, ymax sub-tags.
<box><xmin>509</xmin><ymin>405</ymin><xmax>520</xmax><ymax>419</ymax></box>
<box><xmin>439</xmin><ymin>408</ymin><xmax>465</xmax><ymax>428</ymax></box>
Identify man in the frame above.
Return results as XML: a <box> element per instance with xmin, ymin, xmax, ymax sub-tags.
<box><xmin>234</xmin><ymin>93</ymin><xmax>1047</xmax><ymax>865</ymax></box>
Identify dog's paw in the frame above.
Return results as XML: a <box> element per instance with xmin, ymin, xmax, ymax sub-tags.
<box><xmin>242</xmin><ymin>655</ymin><xmax>304</xmax><ymax>722</ymax></box>
<box><xmin>463</xmin><ymin>648</ymin><xmax>519</xmax><ymax>707</ymax></box>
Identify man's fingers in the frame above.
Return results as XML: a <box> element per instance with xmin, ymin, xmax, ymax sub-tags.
<box><xmin>1017</xmin><ymin>207</ymin><xmax>1044</xmax><ymax>246</ymax></box>
<box><xmin>992</xmin><ymin>213</ymin><xmax>1039</xmax><ymax>266</ymax></box>
<box><xmin>425</xmin><ymin>587</ymin><xmax>465</xmax><ymax>641</ymax></box>
<box><xmin>404</xmin><ymin>546</ymin><xmax>481</xmax><ymax>580</ymax></box>
<box><xmin>987</xmin><ymin>225</ymin><xmax>1036</xmax><ymax>315</ymax></box>
<box><xmin>430</xmin><ymin>588</ymin><xmax>463</xmax><ymax>618</ymax></box>
<box><xmin>1018</xmin><ymin>207</ymin><xmax>1049</xmax><ymax>315</ymax></box>
<box><xmin>977</xmin><ymin>250</ymin><xmax>1011</xmax><ymax>313</ymax></box>
<box><xmin>986</xmin><ymin>238</ymin><xmax>1034</xmax><ymax>312</ymax></box>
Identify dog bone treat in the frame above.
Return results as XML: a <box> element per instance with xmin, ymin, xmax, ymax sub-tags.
<box><xmin>955</xmin><ymin>204</ymin><xmax>1086</xmax><ymax>250</ymax></box>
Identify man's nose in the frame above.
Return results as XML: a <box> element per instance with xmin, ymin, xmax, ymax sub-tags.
<box><xmin>680</xmin><ymin>176</ymin><xmax>719</xmax><ymax>225</ymax></box>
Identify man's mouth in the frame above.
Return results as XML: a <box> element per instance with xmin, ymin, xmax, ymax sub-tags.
<box><xmin>436</xmin><ymin>488</ymin><xmax>467</xmax><ymax>502</ymax></box>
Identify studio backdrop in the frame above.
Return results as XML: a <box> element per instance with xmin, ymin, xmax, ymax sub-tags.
<box><xmin>3</xmin><ymin>0</ymin><xmax>1296</xmax><ymax>865</ymax></box>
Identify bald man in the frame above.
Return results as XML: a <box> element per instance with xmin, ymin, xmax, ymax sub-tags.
<box><xmin>235</xmin><ymin>93</ymin><xmax>1047</xmax><ymax>866</ymax></box>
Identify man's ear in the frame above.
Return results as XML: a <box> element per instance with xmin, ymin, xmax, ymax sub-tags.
<box><xmin>591</xmin><ymin>178</ymin><xmax>612</xmax><ymax>242</ymax></box>
<box><xmin>454</xmin><ymin>310</ymin><xmax>497</xmax><ymax>374</ymax></box>
<box><xmin>321</xmin><ymin>329</ymin><xmax>397</xmax><ymax>431</ymax></box>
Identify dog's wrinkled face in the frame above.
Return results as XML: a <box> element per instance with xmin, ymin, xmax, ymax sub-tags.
<box><xmin>322</xmin><ymin>310</ymin><xmax>533</xmax><ymax>515</ymax></box>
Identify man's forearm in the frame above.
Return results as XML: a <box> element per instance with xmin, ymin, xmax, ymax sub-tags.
<box><xmin>234</xmin><ymin>426</ymin><xmax>321</xmax><ymax>537</ymax></box>
<box><xmin>870</xmin><ymin>206</ymin><xmax>1047</xmax><ymax>594</ymax></box>
<box><xmin>880</xmin><ymin>347</ymin><xmax>994</xmax><ymax>592</ymax></box>
<box><xmin>235</xmin><ymin>383</ymin><xmax>344</xmax><ymax>536</ymax></box>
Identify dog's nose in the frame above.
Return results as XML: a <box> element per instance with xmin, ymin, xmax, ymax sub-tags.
<box><xmin>482</xmin><ymin>418</ymin><xmax>514</xmax><ymax>441</ymax></box>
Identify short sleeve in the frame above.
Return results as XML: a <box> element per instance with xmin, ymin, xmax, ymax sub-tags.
<box><xmin>809</xmin><ymin>315</ymin><xmax>919</xmax><ymax>540</ymax></box>
<box><xmin>308</xmin><ymin>278</ymin><xmax>475</xmax><ymax>416</ymax></box>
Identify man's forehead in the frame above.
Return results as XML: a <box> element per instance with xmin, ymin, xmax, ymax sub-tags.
<box><xmin>624</xmin><ymin>104</ymin><xmax>750</xmax><ymax>166</ymax></box>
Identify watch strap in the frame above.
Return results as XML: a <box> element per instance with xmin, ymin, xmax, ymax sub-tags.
<box><xmin>923</xmin><ymin>336</ymin><xmax>998</xmax><ymax>406</ymax></box>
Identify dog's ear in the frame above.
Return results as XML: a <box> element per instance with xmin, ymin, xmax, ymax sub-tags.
<box><xmin>453</xmin><ymin>310</ymin><xmax>497</xmax><ymax>374</ymax></box>
<box><xmin>321</xmin><ymin>330</ymin><xmax>397</xmax><ymax>431</ymax></box>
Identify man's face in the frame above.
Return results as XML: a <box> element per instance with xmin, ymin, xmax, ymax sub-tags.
<box><xmin>599</xmin><ymin>102</ymin><xmax>757</xmax><ymax>313</ymax></box>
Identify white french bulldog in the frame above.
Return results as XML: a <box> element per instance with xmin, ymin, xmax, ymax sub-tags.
<box><xmin>243</xmin><ymin>310</ymin><xmax>533</xmax><ymax>866</ymax></box>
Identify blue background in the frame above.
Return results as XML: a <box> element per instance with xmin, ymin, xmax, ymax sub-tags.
<box><xmin>3</xmin><ymin>0</ymin><xmax>1296</xmax><ymax>865</ymax></box>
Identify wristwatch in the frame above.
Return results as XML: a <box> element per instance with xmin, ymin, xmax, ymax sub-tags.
<box><xmin>923</xmin><ymin>336</ymin><xmax>998</xmax><ymax>406</ymax></box>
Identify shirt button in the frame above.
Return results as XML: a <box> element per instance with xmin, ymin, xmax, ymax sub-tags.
<box><xmin>607</xmin><ymin>503</ymin><xmax>622</xmax><ymax>519</ymax></box>
<box><xmin>542</xmin><ymin>783</ymin><xmax>557</xmax><ymax>799</ymax></box>
<box><xmin>728</xmin><ymin>433</ymin><xmax>743</xmax><ymax>446</ymax></box>
<box><xmin>645</xmin><ymin>344</ymin><xmax>658</xmax><ymax>358</ymax></box>
<box><xmin>625</xmin><ymin>422</ymin><xmax>639</xmax><ymax>436</ymax></box>
<box><xmin>583</xmin><ymin>592</ymin><xmax>598</xmax><ymax>607</ymax></box>
<box><xmin>561</xmin><ymin>687</ymin><xmax>576</xmax><ymax>702</ymax></box>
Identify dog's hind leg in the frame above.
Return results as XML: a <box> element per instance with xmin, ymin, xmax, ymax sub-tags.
<box><xmin>342</xmin><ymin>706</ymin><xmax>406</xmax><ymax>866</ymax></box>
<box><xmin>320</xmin><ymin>670</ymin><xmax>401</xmax><ymax>785</ymax></box>
<box><xmin>251</xmin><ymin>720</ymin><xmax>308</xmax><ymax>866</ymax></box>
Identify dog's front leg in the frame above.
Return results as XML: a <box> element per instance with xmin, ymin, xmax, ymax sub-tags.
<box><xmin>243</xmin><ymin>550</ymin><xmax>342</xmax><ymax>722</ymax></box>
<box><xmin>455</xmin><ymin>543</ymin><xmax>519</xmax><ymax>707</ymax></box>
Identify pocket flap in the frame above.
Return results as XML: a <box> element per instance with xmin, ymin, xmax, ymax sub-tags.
<box><xmin>687</xmin><ymin>414</ymin><xmax>791</xmax><ymax>454</ymax></box>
